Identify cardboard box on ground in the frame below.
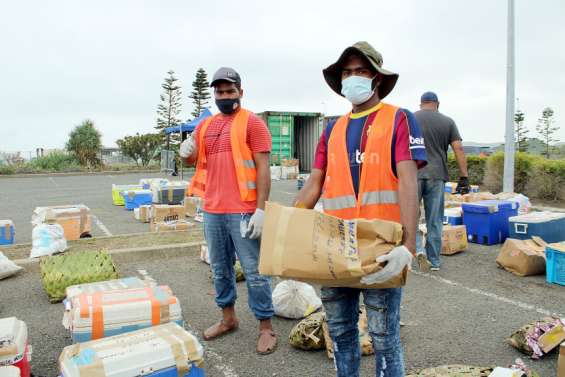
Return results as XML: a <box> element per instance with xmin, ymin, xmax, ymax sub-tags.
<box><xmin>184</xmin><ymin>197</ymin><xmax>202</xmax><ymax>217</ymax></box>
<box><xmin>151</xmin><ymin>204</ymin><xmax>185</xmax><ymax>223</ymax></box>
<box><xmin>420</xmin><ymin>224</ymin><xmax>468</xmax><ymax>255</ymax></box>
<box><xmin>32</xmin><ymin>205</ymin><xmax>92</xmax><ymax>240</ymax></box>
<box><xmin>259</xmin><ymin>202</ymin><xmax>407</xmax><ymax>289</ymax></box>
<box><xmin>496</xmin><ymin>237</ymin><xmax>547</xmax><ymax>276</ymax></box>
<box><xmin>441</xmin><ymin>225</ymin><xmax>468</xmax><ymax>255</ymax></box>
<box><xmin>558</xmin><ymin>343</ymin><xmax>565</xmax><ymax>377</ymax></box>
<box><xmin>150</xmin><ymin>220</ymin><xmax>193</xmax><ymax>232</ymax></box>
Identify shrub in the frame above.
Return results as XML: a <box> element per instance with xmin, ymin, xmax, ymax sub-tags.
<box><xmin>447</xmin><ymin>154</ymin><xmax>487</xmax><ymax>185</ymax></box>
<box><xmin>526</xmin><ymin>158</ymin><xmax>565</xmax><ymax>201</ymax></box>
<box><xmin>28</xmin><ymin>151</ymin><xmax>81</xmax><ymax>172</ymax></box>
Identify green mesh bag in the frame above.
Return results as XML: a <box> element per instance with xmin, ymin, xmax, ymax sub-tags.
<box><xmin>289</xmin><ymin>312</ymin><xmax>325</xmax><ymax>351</ymax></box>
<box><xmin>40</xmin><ymin>250</ymin><xmax>119</xmax><ymax>303</ymax></box>
<box><xmin>406</xmin><ymin>365</ymin><xmax>494</xmax><ymax>377</ymax></box>
<box><xmin>234</xmin><ymin>260</ymin><xmax>245</xmax><ymax>282</ymax></box>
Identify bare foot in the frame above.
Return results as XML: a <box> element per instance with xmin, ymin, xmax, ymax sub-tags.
<box><xmin>257</xmin><ymin>329</ymin><xmax>277</xmax><ymax>355</ymax></box>
<box><xmin>203</xmin><ymin>319</ymin><xmax>239</xmax><ymax>341</ymax></box>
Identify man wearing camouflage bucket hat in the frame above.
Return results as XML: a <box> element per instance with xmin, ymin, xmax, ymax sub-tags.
<box><xmin>295</xmin><ymin>42</ymin><xmax>427</xmax><ymax>376</ymax></box>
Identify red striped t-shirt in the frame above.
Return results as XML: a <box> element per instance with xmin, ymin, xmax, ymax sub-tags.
<box><xmin>193</xmin><ymin>110</ymin><xmax>272</xmax><ymax>213</ymax></box>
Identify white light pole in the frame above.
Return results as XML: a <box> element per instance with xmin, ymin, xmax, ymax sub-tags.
<box><xmin>503</xmin><ymin>0</ymin><xmax>516</xmax><ymax>193</ymax></box>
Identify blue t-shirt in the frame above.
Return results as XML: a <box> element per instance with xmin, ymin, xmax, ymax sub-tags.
<box><xmin>322</xmin><ymin>106</ymin><xmax>426</xmax><ymax>195</ymax></box>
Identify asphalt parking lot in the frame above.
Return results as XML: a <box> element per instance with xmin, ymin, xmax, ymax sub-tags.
<box><xmin>0</xmin><ymin>172</ymin><xmax>563</xmax><ymax>376</ymax></box>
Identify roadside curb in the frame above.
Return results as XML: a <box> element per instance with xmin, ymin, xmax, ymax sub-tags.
<box><xmin>14</xmin><ymin>240</ymin><xmax>206</xmax><ymax>266</ymax></box>
<box><xmin>0</xmin><ymin>169</ymin><xmax>164</xmax><ymax>179</ymax></box>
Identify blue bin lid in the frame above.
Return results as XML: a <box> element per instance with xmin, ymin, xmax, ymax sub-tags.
<box><xmin>462</xmin><ymin>200</ymin><xmax>518</xmax><ymax>214</ymax></box>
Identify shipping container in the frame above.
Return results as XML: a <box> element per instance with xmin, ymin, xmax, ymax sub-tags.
<box><xmin>258</xmin><ymin>112</ymin><xmax>323</xmax><ymax>172</ymax></box>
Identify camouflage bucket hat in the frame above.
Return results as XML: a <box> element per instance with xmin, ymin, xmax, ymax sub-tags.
<box><xmin>323</xmin><ymin>41</ymin><xmax>399</xmax><ymax>100</ymax></box>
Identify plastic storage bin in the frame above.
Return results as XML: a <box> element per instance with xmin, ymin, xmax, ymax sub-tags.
<box><xmin>0</xmin><ymin>220</ymin><xmax>15</xmax><ymax>245</ymax></box>
<box><xmin>509</xmin><ymin>211</ymin><xmax>565</xmax><ymax>243</ymax></box>
<box><xmin>546</xmin><ymin>243</ymin><xmax>565</xmax><ymax>286</ymax></box>
<box><xmin>111</xmin><ymin>184</ymin><xmax>142</xmax><ymax>206</ymax></box>
<box><xmin>462</xmin><ymin>200</ymin><xmax>519</xmax><ymax>245</ymax></box>
<box><xmin>124</xmin><ymin>189</ymin><xmax>153</xmax><ymax>211</ymax></box>
<box><xmin>443</xmin><ymin>208</ymin><xmax>463</xmax><ymax>225</ymax></box>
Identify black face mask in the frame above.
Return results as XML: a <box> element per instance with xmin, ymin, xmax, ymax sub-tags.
<box><xmin>215</xmin><ymin>98</ymin><xmax>240</xmax><ymax>114</ymax></box>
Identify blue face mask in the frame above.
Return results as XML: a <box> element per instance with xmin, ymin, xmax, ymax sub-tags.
<box><xmin>341</xmin><ymin>75</ymin><xmax>375</xmax><ymax>105</ymax></box>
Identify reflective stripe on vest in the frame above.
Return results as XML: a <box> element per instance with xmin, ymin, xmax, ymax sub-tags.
<box><xmin>322</xmin><ymin>103</ymin><xmax>401</xmax><ymax>222</ymax></box>
<box><xmin>360</xmin><ymin>190</ymin><xmax>398</xmax><ymax>206</ymax></box>
<box><xmin>321</xmin><ymin>195</ymin><xmax>357</xmax><ymax>211</ymax></box>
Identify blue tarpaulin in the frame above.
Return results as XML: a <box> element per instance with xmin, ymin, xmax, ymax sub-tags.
<box><xmin>164</xmin><ymin>108</ymin><xmax>213</xmax><ymax>134</ymax></box>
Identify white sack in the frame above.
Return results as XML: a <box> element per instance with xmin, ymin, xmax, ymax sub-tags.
<box><xmin>272</xmin><ymin>280</ymin><xmax>322</xmax><ymax>319</ymax></box>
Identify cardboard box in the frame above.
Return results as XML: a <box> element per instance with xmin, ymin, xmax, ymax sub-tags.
<box><xmin>184</xmin><ymin>197</ymin><xmax>202</xmax><ymax>218</ymax></box>
<box><xmin>151</xmin><ymin>204</ymin><xmax>185</xmax><ymax>224</ymax></box>
<box><xmin>496</xmin><ymin>237</ymin><xmax>547</xmax><ymax>276</ymax></box>
<box><xmin>558</xmin><ymin>343</ymin><xmax>565</xmax><ymax>377</ymax></box>
<box><xmin>150</xmin><ymin>220</ymin><xmax>193</xmax><ymax>232</ymax></box>
<box><xmin>138</xmin><ymin>205</ymin><xmax>152</xmax><ymax>223</ymax></box>
<box><xmin>32</xmin><ymin>205</ymin><xmax>92</xmax><ymax>240</ymax></box>
<box><xmin>538</xmin><ymin>324</ymin><xmax>565</xmax><ymax>354</ymax></box>
<box><xmin>281</xmin><ymin>159</ymin><xmax>299</xmax><ymax>167</ymax></box>
<box><xmin>259</xmin><ymin>202</ymin><xmax>407</xmax><ymax>289</ymax></box>
<box><xmin>440</xmin><ymin>225</ymin><xmax>468</xmax><ymax>255</ymax></box>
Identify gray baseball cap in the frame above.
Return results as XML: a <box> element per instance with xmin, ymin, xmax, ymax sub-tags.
<box><xmin>210</xmin><ymin>67</ymin><xmax>241</xmax><ymax>87</ymax></box>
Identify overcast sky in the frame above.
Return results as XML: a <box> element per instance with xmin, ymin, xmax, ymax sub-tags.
<box><xmin>1</xmin><ymin>0</ymin><xmax>564</xmax><ymax>152</ymax></box>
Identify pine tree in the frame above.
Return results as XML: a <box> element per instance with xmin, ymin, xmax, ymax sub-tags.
<box><xmin>188</xmin><ymin>68</ymin><xmax>211</xmax><ymax>119</ymax></box>
<box><xmin>156</xmin><ymin>70</ymin><xmax>183</xmax><ymax>145</ymax></box>
<box><xmin>514</xmin><ymin>110</ymin><xmax>528</xmax><ymax>152</ymax></box>
<box><xmin>536</xmin><ymin>107</ymin><xmax>559</xmax><ymax>158</ymax></box>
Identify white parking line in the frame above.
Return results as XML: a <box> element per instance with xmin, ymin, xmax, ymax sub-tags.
<box><xmin>411</xmin><ymin>270</ymin><xmax>563</xmax><ymax>317</ymax></box>
<box><xmin>281</xmin><ymin>191</ymin><xmax>296</xmax><ymax>196</ymax></box>
<box><xmin>48</xmin><ymin>177</ymin><xmax>59</xmax><ymax>187</ymax></box>
<box><xmin>92</xmin><ymin>215</ymin><xmax>113</xmax><ymax>236</ymax></box>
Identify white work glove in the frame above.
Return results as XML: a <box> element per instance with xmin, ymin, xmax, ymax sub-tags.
<box><xmin>179</xmin><ymin>136</ymin><xmax>196</xmax><ymax>158</ymax></box>
<box><xmin>246</xmin><ymin>208</ymin><xmax>265</xmax><ymax>239</ymax></box>
<box><xmin>360</xmin><ymin>246</ymin><xmax>413</xmax><ymax>285</ymax></box>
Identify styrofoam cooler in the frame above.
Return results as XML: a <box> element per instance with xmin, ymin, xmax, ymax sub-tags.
<box><xmin>462</xmin><ymin>200</ymin><xmax>519</xmax><ymax>245</ymax></box>
<box><xmin>140</xmin><ymin>178</ymin><xmax>169</xmax><ymax>190</ymax></box>
<box><xmin>124</xmin><ymin>189</ymin><xmax>153</xmax><ymax>211</ymax></box>
<box><xmin>0</xmin><ymin>366</ymin><xmax>21</xmax><ymax>377</ymax></box>
<box><xmin>154</xmin><ymin>182</ymin><xmax>188</xmax><ymax>205</ymax></box>
<box><xmin>0</xmin><ymin>317</ymin><xmax>31</xmax><ymax>377</ymax></box>
<box><xmin>0</xmin><ymin>220</ymin><xmax>15</xmax><ymax>245</ymax></box>
<box><xmin>65</xmin><ymin>277</ymin><xmax>155</xmax><ymax>299</ymax></box>
<box><xmin>59</xmin><ymin>322</ymin><xmax>204</xmax><ymax>377</ymax></box>
<box><xmin>66</xmin><ymin>285</ymin><xmax>183</xmax><ymax>342</ymax></box>
<box><xmin>443</xmin><ymin>207</ymin><xmax>463</xmax><ymax>225</ymax></box>
<box><xmin>508</xmin><ymin>211</ymin><xmax>565</xmax><ymax>243</ymax></box>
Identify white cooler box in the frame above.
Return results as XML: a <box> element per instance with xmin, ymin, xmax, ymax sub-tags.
<box><xmin>65</xmin><ymin>276</ymin><xmax>156</xmax><ymax>299</ymax></box>
<box><xmin>59</xmin><ymin>323</ymin><xmax>204</xmax><ymax>377</ymax></box>
<box><xmin>65</xmin><ymin>285</ymin><xmax>183</xmax><ymax>343</ymax></box>
<box><xmin>0</xmin><ymin>317</ymin><xmax>31</xmax><ymax>377</ymax></box>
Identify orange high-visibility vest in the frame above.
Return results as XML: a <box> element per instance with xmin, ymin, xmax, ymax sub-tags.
<box><xmin>322</xmin><ymin>103</ymin><xmax>400</xmax><ymax>222</ymax></box>
<box><xmin>188</xmin><ymin>108</ymin><xmax>257</xmax><ymax>201</ymax></box>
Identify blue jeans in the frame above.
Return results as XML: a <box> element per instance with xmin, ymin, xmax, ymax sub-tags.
<box><xmin>321</xmin><ymin>287</ymin><xmax>404</xmax><ymax>377</ymax></box>
<box><xmin>416</xmin><ymin>179</ymin><xmax>445</xmax><ymax>268</ymax></box>
<box><xmin>203</xmin><ymin>212</ymin><xmax>274</xmax><ymax>320</ymax></box>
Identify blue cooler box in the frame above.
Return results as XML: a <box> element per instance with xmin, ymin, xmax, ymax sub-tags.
<box><xmin>124</xmin><ymin>189</ymin><xmax>153</xmax><ymax>211</ymax></box>
<box><xmin>0</xmin><ymin>220</ymin><xmax>15</xmax><ymax>245</ymax></box>
<box><xmin>509</xmin><ymin>211</ymin><xmax>565</xmax><ymax>243</ymax></box>
<box><xmin>443</xmin><ymin>208</ymin><xmax>463</xmax><ymax>225</ymax></box>
<box><xmin>546</xmin><ymin>243</ymin><xmax>565</xmax><ymax>286</ymax></box>
<box><xmin>462</xmin><ymin>200</ymin><xmax>519</xmax><ymax>245</ymax></box>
